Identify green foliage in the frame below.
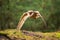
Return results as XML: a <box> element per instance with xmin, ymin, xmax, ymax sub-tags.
<box><xmin>0</xmin><ymin>0</ymin><xmax>60</xmax><ymax>31</ymax></box>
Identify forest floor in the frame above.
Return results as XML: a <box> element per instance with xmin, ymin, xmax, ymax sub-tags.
<box><xmin>0</xmin><ymin>29</ymin><xmax>60</xmax><ymax>40</ymax></box>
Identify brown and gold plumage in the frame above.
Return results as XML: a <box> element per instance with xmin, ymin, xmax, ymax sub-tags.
<box><xmin>17</xmin><ymin>10</ymin><xmax>46</xmax><ymax>31</ymax></box>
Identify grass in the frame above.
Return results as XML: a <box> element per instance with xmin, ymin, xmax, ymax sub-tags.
<box><xmin>0</xmin><ymin>29</ymin><xmax>60</xmax><ymax>40</ymax></box>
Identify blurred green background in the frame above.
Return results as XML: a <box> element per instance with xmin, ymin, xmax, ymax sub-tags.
<box><xmin>0</xmin><ymin>0</ymin><xmax>60</xmax><ymax>32</ymax></box>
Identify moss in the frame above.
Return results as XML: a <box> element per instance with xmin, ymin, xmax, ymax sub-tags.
<box><xmin>0</xmin><ymin>29</ymin><xmax>60</xmax><ymax>40</ymax></box>
<box><xmin>56</xmin><ymin>33</ymin><xmax>60</xmax><ymax>38</ymax></box>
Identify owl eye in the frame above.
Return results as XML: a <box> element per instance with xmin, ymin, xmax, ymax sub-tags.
<box><xmin>29</xmin><ymin>12</ymin><xmax>33</xmax><ymax>15</ymax></box>
<box><xmin>27</xmin><ymin>10</ymin><xmax>34</xmax><ymax>15</ymax></box>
